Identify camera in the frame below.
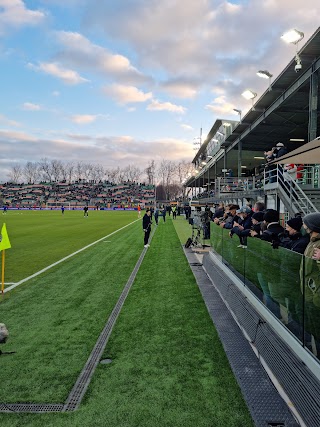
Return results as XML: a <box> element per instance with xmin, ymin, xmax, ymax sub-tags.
<box><xmin>295</xmin><ymin>63</ymin><xmax>302</xmax><ymax>73</ymax></box>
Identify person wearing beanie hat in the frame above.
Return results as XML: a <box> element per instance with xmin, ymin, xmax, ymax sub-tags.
<box><xmin>276</xmin><ymin>216</ymin><xmax>309</xmax><ymax>254</ymax></box>
<box><xmin>303</xmin><ymin>213</ymin><xmax>320</xmax><ymax>234</ymax></box>
<box><xmin>252</xmin><ymin>211</ymin><xmax>264</xmax><ymax>222</ymax></box>
<box><xmin>287</xmin><ymin>216</ymin><xmax>303</xmax><ymax>232</ymax></box>
<box><xmin>254</xmin><ymin>209</ymin><xmax>284</xmax><ymax>242</ymax></box>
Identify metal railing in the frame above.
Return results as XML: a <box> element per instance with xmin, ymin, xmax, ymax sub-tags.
<box><xmin>264</xmin><ymin>165</ymin><xmax>318</xmax><ymax>215</ymax></box>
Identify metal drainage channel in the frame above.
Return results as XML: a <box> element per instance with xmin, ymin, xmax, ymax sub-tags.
<box><xmin>0</xmin><ymin>229</ymin><xmax>155</xmax><ymax>414</ymax></box>
<box><xmin>183</xmin><ymin>247</ymin><xmax>299</xmax><ymax>427</ymax></box>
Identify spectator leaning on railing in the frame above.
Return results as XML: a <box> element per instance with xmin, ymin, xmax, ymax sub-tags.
<box><xmin>274</xmin><ymin>216</ymin><xmax>309</xmax><ymax>254</ymax></box>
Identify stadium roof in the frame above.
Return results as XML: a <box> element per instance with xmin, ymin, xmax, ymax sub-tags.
<box><xmin>222</xmin><ymin>26</ymin><xmax>320</xmax><ymax>155</ymax></box>
<box><xmin>274</xmin><ymin>137</ymin><xmax>320</xmax><ymax>164</ymax></box>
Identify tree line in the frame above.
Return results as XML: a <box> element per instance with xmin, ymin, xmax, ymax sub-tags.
<box><xmin>6</xmin><ymin>159</ymin><xmax>194</xmax><ymax>201</ymax></box>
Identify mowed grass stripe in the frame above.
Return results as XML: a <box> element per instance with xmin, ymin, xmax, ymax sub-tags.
<box><xmin>0</xmin><ymin>221</ymin><xmax>143</xmax><ymax>403</ymax></box>
<box><xmin>1</xmin><ymin>210</ymin><xmax>138</xmax><ymax>282</ymax></box>
<box><xmin>72</xmin><ymin>219</ymin><xmax>253</xmax><ymax>427</ymax></box>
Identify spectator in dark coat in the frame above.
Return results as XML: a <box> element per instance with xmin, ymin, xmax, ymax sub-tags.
<box><xmin>251</xmin><ymin>209</ymin><xmax>284</xmax><ymax>242</ymax></box>
<box><xmin>230</xmin><ymin>206</ymin><xmax>253</xmax><ymax>247</ymax></box>
<box><xmin>276</xmin><ymin>216</ymin><xmax>309</xmax><ymax>254</ymax></box>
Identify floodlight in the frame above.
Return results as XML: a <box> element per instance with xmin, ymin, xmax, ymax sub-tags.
<box><xmin>223</xmin><ymin>122</ymin><xmax>231</xmax><ymax>127</ymax></box>
<box><xmin>233</xmin><ymin>108</ymin><xmax>242</xmax><ymax>122</ymax></box>
<box><xmin>257</xmin><ymin>70</ymin><xmax>273</xmax><ymax>79</ymax></box>
<box><xmin>241</xmin><ymin>90</ymin><xmax>257</xmax><ymax>100</ymax></box>
<box><xmin>241</xmin><ymin>165</ymin><xmax>247</xmax><ymax>168</ymax></box>
<box><xmin>194</xmin><ymin>169</ymin><xmax>199</xmax><ymax>173</ymax></box>
<box><xmin>211</xmin><ymin>138</ymin><xmax>219</xmax><ymax>142</ymax></box>
<box><xmin>254</xmin><ymin>156</ymin><xmax>265</xmax><ymax>160</ymax></box>
<box><xmin>216</xmin><ymin>131</ymin><xmax>224</xmax><ymax>137</ymax></box>
<box><xmin>281</xmin><ymin>29</ymin><xmax>304</xmax><ymax>45</ymax></box>
<box><xmin>207</xmin><ymin>155</ymin><xmax>213</xmax><ymax>159</ymax></box>
<box><xmin>290</xmin><ymin>138</ymin><xmax>305</xmax><ymax>142</ymax></box>
<box><xmin>201</xmin><ymin>161</ymin><xmax>207</xmax><ymax>165</ymax></box>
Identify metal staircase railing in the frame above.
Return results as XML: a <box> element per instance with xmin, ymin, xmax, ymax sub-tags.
<box><xmin>264</xmin><ymin>165</ymin><xmax>318</xmax><ymax>215</ymax></box>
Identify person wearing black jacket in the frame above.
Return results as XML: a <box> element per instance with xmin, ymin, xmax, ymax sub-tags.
<box><xmin>143</xmin><ymin>209</ymin><xmax>152</xmax><ymax>247</ymax></box>
<box><xmin>251</xmin><ymin>209</ymin><xmax>284</xmax><ymax>242</ymax></box>
<box><xmin>276</xmin><ymin>216</ymin><xmax>309</xmax><ymax>254</ymax></box>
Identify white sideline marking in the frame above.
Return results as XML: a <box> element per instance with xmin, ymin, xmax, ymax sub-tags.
<box><xmin>4</xmin><ymin>219</ymin><xmax>140</xmax><ymax>294</ymax></box>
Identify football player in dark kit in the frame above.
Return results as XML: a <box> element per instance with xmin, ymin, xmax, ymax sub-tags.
<box><xmin>143</xmin><ymin>209</ymin><xmax>152</xmax><ymax>248</ymax></box>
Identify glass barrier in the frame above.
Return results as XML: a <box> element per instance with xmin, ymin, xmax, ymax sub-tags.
<box><xmin>210</xmin><ymin>222</ymin><xmax>318</xmax><ymax>361</ymax></box>
<box><xmin>302</xmin><ymin>256</ymin><xmax>320</xmax><ymax>357</ymax></box>
<box><xmin>221</xmin><ymin>227</ymin><xmax>246</xmax><ymax>282</ymax></box>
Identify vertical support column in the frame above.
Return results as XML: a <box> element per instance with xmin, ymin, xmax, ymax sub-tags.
<box><xmin>308</xmin><ymin>69</ymin><xmax>319</xmax><ymax>142</ymax></box>
<box><xmin>238</xmin><ymin>140</ymin><xmax>242</xmax><ymax>179</ymax></box>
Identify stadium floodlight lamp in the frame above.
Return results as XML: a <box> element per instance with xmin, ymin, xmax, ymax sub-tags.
<box><xmin>290</xmin><ymin>138</ymin><xmax>305</xmax><ymax>142</ymax></box>
<box><xmin>201</xmin><ymin>161</ymin><xmax>207</xmax><ymax>165</ymax></box>
<box><xmin>281</xmin><ymin>29</ymin><xmax>304</xmax><ymax>45</ymax></box>
<box><xmin>211</xmin><ymin>138</ymin><xmax>219</xmax><ymax>142</ymax></box>
<box><xmin>241</xmin><ymin>89</ymin><xmax>257</xmax><ymax>100</ymax></box>
<box><xmin>233</xmin><ymin>108</ymin><xmax>242</xmax><ymax>122</ymax></box>
<box><xmin>194</xmin><ymin>169</ymin><xmax>199</xmax><ymax>174</ymax></box>
<box><xmin>223</xmin><ymin>122</ymin><xmax>231</xmax><ymax>127</ymax></box>
<box><xmin>257</xmin><ymin>70</ymin><xmax>273</xmax><ymax>91</ymax></box>
<box><xmin>257</xmin><ymin>70</ymin><xmax>273</xmax><ymax>79</ymax></box>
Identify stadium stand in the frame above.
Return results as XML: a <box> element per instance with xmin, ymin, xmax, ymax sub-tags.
<box><xmin>0</xmin><ymin>181</ymin><xmax>155</xmax><ymax>209</ymax></box>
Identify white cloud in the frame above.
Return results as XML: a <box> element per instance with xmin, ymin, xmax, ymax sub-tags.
<box><xmin>181</xmin><ymin>124</ymin><xmax>194</xmax><ymax>131</ymax></box>
<box><xmin>54</xmin><ymin>31</ymin><xmax>151</xmax><ymax>85</ymax></box>
<box><xmin>71</xmin><ymin>115</ymin><xmax>98</xmax><ymax>125</ymax></box>
<box><xmin>147</xmin><ymin>99</ymin><xmax>186</xmax><ymax>114</ymax></box>
<box><xmin>0</xmin><ymin>114</ymin><xmax>20</xmax><ymax>127</ymax></box>
<box><xmin>103</xmin><ymin>84</ymin><xmax>152</xmax><ymax>104</ymax></box>
<box><xmin>22</xmin><ymin>102</ymin><xmax>41</xmax><ymax>111</ymax></box>
<box><xmin>205</xmin><ymin>95</ymin><xmax>236</xmax><ymax>116</ymax></box>
<box><xmin>0</xmin><ymin>0</ymin><xmax>46</xmax><ymax>35</ymax></box>
<box><xmin>52</xmin><ymin>91</ymin><xmax>60</xmax><ymax>97</ymax></box>
<box><xmin>28</xmin><ymin>62</ymin><xmax>89</xmax><ymax>85</ymax></box>
<box><xmin>160</xmin><ymin>81</ymin><xmax>198</xmax><ymax>99</ymax></box>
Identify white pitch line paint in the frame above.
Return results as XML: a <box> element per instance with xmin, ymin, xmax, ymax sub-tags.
<box><xmin>4</xmin><ymin>219</ymin><xmax>140</xmax><ymax>294</ymax></box>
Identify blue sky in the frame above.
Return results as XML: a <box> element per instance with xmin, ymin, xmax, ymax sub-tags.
<box><xmin>0</xmin><ymin>0</ymin><xmax>319</xmax><ymax>181</ymax></box>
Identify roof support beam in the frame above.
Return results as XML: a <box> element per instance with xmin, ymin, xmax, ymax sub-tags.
<box><xmin>308</xmin><ymin>68</ymin><xmax>319</xmax><ymax>141</ymax></box>
<box><xmin>225</xmin><ymin>57</ymin><xmax>320</xmax><ymax>153</ymax></box>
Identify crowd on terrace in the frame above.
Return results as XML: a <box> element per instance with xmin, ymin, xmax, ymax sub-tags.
<box><xmin>0</xmin><ymin>181</ymin><xmax>155</xmax><ymax>208</ymax></box>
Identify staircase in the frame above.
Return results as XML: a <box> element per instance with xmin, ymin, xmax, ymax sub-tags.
<box><xmin>264</xmin><ymin>165</ymin><xmax>319</xmax><ymax>216</ymax></box>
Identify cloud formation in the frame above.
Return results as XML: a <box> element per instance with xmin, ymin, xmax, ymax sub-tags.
<box><xmin>0</xmin><ymin>0</ymin><xmax>45</xmax><ymax>35</ymax></box>
<box><xmin>147</xmin><ymin>100</ymin><xmax>187</xmax><ymax>114</ymax></box>
<box><xmin>28</xmin><ymin>62</ymin><xmax>89</xmax><ymax>85</ymax></box>
<box><xmin>103</xmin><ymin>84</ymin><xmax>152</xmax><ymax>104</ymax></box>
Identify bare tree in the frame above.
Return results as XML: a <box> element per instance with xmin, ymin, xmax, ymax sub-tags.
<box><xmin>75</xmin><ymin>161</ymin><xmax>84</xmax><ymax>181</ymax></box>
<box><xmin>122</xmin><ymin>164</ymin><xmax>142</xmax><ymax>182</ymax></box>
<box><xmin>51</xmin><ymin>159</ymin><xmax>63</xmax><ymax>182</ymax></box>
<box><xmin>23</xmin><ymin>161</ymin><xmax>40</xmax><ymax>183</ymax></box>
<box><xmin>38</xmin><ymin>158</ymin><xmax>53</xmax><ymax>182</ymax></box>
<box><xmin>8</xmin><ymin>165</ymin><xmax>23</xmax><ymax>183</ymax></box>
<box><xmin>145</xmin><ymin>160</ymin><xmax>155</xmax><ymax>185</ymax></box>
<box><xmin>157</xmin><ymin>159</ymin><xmax>175</xmax><ymax>200</ymax></box>
<box><xmin>91</xmin><ymin>164</ymin><xmax>104</xmax><ymax>183</ymax></box>
<box><xmin>107</xmin><ymin>167</ymin><xmax>120</xmax><ymax>184</ymax></box>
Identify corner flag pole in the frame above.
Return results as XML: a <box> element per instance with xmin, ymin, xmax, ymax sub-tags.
<box><xmin>1</xmin><ymin>250</ymin><xmax>5</xmax><ymax>295</ymax></box>
<box><xmin>0</xmin><ymin>223</ymin><xmax>11</xmax><ymax>295</ymax></box>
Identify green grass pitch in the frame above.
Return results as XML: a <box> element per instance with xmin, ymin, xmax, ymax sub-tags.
<box><xmin>0</xmin><ymin>212</ymin><xmax>253</xmax><ymax>427</ymax></box>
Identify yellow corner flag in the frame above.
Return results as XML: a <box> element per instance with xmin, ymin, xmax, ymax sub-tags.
<box><xmin>0</xmin><ymin>223</ymin><xmax>11</xmax><ymax>252</ymax></box>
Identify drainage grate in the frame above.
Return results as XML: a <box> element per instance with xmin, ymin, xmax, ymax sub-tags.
<box><xmin>0</xmin><ymin>403</ymin><xmax>64</xmax><ymax>413</ymax></box>
<box><xmin>63</xmin><ymin>228</ymin><xmax>156</xmax><ymax>412</ymax></box>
